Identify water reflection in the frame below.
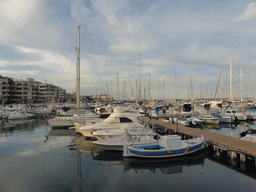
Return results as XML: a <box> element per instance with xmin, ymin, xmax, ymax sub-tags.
<box><xmin>73</xmin><ymin>134</ymin><xmax>206</xmax><ymax>176</ymax></box>
<box><xmin>0</xmin><ymin>119</ymin><xmax>44</xmax><ymax>135</ymax></box>
<box><xmin>123</xmin><ymin>150</ymin><xmax>206</xmax><ymax>174</ymax></box>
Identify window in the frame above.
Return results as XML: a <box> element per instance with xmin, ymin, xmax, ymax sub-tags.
<box><xmin>119</xmin><ymin>117</ymin><xmax>133</xmax><ymax>123</ymax></box>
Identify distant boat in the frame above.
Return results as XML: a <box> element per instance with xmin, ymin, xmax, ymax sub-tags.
<box><xmin>240</xmin><ymin>129</ymin><xmax>256</xmax><ymax>142</ymax></box>
<box><xmin>7</xmin><ymin>111</ymin><xmax>35</xmax><ymax>120</ymax></box>
<box><xmin>198</xmin><ymin>115</ymin><xmax>220</xmax><ymax>124</ymax></box>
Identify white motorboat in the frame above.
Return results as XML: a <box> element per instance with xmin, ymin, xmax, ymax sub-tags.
<box><xmin>240</xmin><ymin>129</ymin><xmax>256</xmax><ymax>142</ymax></box>
<box><xmin>92</xmin><ymin>125</ymin><xmax>156</xmax><ymax>140</ymax></box>
<box><xmin>211</xmin><ymin>114</ymin><xmax>235</xmax><ymax>124</ymax></box>
<box><xmin>171</xmin><ymin>116</ymin><xmax>190</xmax><ymax>127</ymax></box>
<box><xmin>92</xmin><ymin>129</ymin><xmax>159</xmax><ymax>151</ymax></box>
<box><xmin>7</xmin><ymin>111</ymin><xmax>35</xmax><ymax>120</ymax></box>
<box><xmin>186</xmin><ymin>116</ymin><xmax>205</xmax><ymax>126</ymax></box>
<box><xmin>241</xmin><ymin>134</ymin><xmax>256</xmax><ymax>142</ymax></box>
<box><xmin>224</xmin><ymin>109</ymin><xmax>247</xmax><ymax>121</ymax></box>
<box><xmin>77</xmin><ymin>112</ymin><xmax>146</xmax><ymax>137</ymax></box>
<box><xmin>48</xmin><ymin>112</ymin><xmax>110</xmax><ymax>129</ymax></box>
<box><xmin>198</xmin><ymin>115</ymin><xmax>220</xmax><ymax>124</ymax></box>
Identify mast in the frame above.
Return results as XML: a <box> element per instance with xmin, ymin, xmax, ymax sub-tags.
<box><xmin>76</xmin><ymin>26</ymin><xmax>81</xmax><ymax>116</ymax></box>
<box><xmin>139</xmin><ymin>53</ymin><xmax>141</xmax><ymax>101</ymax></box>
<box><xmin>230</xmin><ymin>58</ymin><xmax>233</xmax><ymax>101</ymax></box>
<box><xmin>240</xmin><ymin>65</ymin><xmax>243</xmax><ymax>101</ymax></box>
<box><xmin>248</xmin><ymin>70</ymin><xmax>250</xmax><ymax>100</ymax></box>
<box><xmin>163</xmin><ymin>79</ymin><xmax>165</xmax><ymax>100</ymax></box>
<box><xmin>116</xmin><ymin>72</ymin><xmax>119</xmax><ymax>101</ymax></box>
<box><xmin>157</xmin><ymin>76</ymin><xmax>159</xmax><ymax>101</ymax></box>
<box><xmin>148</xmin><ymin>73</ymin><xmax>151</xmax><ymax>101</ymax></box>
<box><xmin>190</xmin><ymin>75</ymin><xmax>193</xmax><ymax>101</ymax></box>
<box><xmin>175</xmin><ymin>71</ymin><xmax>177</xmax><ymax>99</ymax></box>
<box><xmin>221</xmin><ymin>69</ymin><xmax>223</xmax><ymax>100</ymax></box>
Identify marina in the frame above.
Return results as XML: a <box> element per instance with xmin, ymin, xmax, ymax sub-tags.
<box><xmin>1</xmin><ymin>108</ymin><xmax>256</xmax><ymax>191</ymax></box>
<box><xmin>2</xmin><ymin>1</ymin><xmax>256</xmax><ymax>191</ymax></box>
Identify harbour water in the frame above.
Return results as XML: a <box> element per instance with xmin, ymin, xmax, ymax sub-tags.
<box><xmin>0</xmin><ymin>119</ymin><xmax>256</xmax><ymax>192</ymax></box>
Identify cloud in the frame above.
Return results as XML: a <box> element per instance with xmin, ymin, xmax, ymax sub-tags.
<box><xmin>0</xmin><ymin>0</ymin><xmax>40</xmax><ymax>23</ymax></box>
<box><xmin>0</xmin><ymin>70</ymin><xmax>40</xmax><ymax>76</ymax></box>
<box><xmin>234</xmin><ymin>2</ymin><xmax>256</xmax><ymax>21</ymax></box>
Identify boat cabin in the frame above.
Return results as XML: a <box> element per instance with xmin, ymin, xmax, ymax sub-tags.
<box><xmin>101</xmin><ymin>113</ymin><xmax>138</xmax><ymax>124</ymax></box>
<box><xmin>159</xmin><ymin>135</ymin><xmax>183</xmax><ymax>149</ymax></box>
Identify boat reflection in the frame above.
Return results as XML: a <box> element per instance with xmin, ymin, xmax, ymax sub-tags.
<box><xmin>201</xmin><ymin>123</ymin><xmax>220</xmax><ymax>130</ymax></box>
<box><xmin>74</xmin><ymin>134</ymin><xmax>104</xmax><ymax>154</ymax></box>
<box><xmin>123</xmin><ymin>150</ymin><xmax>206</xmax><ymax>174</ymax></box>
<box><xmin>73</xmin><ymin>135</ymin><xmax>206</xmax><ymax>175</ymax></box>
<box><xmin>0</xmin><ymin>119</ymin><xmax>42</xmax><ymax>134</ymax></box>
<box><xmin>46</xmin><ymin>129</ymin><xmax>75</xmax><ymax>137</ymax></box>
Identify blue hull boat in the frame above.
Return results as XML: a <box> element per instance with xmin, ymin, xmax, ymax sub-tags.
<box><xmin>123</xmin><ymin>135</ymin><xmax>204</xmax><ymax>158</ymax></box>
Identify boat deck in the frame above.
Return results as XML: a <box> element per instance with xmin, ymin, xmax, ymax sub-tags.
<box><xmin>142</xmin><ymin>117</ymin><xmax>256</xmax><ymax>158</ymax></box>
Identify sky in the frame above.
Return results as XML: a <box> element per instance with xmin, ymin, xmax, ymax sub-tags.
<box><xmin>1</xmin><ymin>0</ymin><xmax>256</xmax><ymax>100</ymax></box>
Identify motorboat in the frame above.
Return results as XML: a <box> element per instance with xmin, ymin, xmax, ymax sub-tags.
<box><xmin>7</xmin><ymin>111</ymin><xmax>35</xmax><ymax>120</ymax></box>
<box><xmin>211</xmin><ymin>113</ymin><xmax>236</xmax><ymax>124</ymax></box>
<box><xmin>92</xmin><ymin>129</ymin><xmax>160</xmax><ymax>151</ymax></box>
<box><xmin>48</xmin><ymin>112</ymin><xmax>110</xmax><ymax>129</ymax></box>
<box><xmin>123</xmin><ymin>134</ymin><xmax>204</xmax><ymax>158</ymax></box>
<box><xmin>171</xmin><ymin>116</ymin><xmax>190</xmax><ymax>127</ymax></box>
<box><xmin>77</xmin><ymin>112</ymin><xmax>146</xmax><ymax>137</ymax></box>
<box><xmin>239</xmin><ymin>128</ymin><xmax>256</xmax><ymax>142</ymax></box>
<box><xmin>92</xmin><ymin>124</ymin><xmax>156</xmax><ymax>140</ymax></box>
<box><xmin>186</xmin><ymin>116</ymin><xmax>205</xmax><ymax>126</ymax></box>
<box><xmin>241</xmin><ymin>134</ymin><xmax>256</xmax><ymax>142</ymax></box>
<box><xmin>198</xmin><ymin>115</ymin><xmax>220</xmax><ymax>124</ymax></box>
<box><xmin>224</xmin><ymin>109</ymin><xmax>247</xmax><ymax>121</ymax></box>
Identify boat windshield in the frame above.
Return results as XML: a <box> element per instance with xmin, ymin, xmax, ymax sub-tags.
<box><xmin>119</xmin><ymin>117</ymin><xmax>133</xmax><ymax>123</ymax></box>
<box><xmin>102</xmin><ymin>117</ymin><xmax>120</xmax><ymax>123</ymax></box>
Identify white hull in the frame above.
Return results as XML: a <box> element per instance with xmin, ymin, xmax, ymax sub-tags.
<box><xmin>93</xmin><ymin>136</ymin><xmax>158</xmax><ymax>151</ymax></box>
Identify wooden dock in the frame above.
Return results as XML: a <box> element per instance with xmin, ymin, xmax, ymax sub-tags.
<box><xmin>140</xmin><ymin>117</ymin><xmax>256</xmax><ymax>160</ymax></box>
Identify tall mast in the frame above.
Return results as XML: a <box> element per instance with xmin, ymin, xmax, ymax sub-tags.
<box><xmin>230</xmin><ymin>58</ymin><xmax>233</xmax><ymax>101</ymax></box>
<box><xmin>240</xmin><ymin>65</ymin><xmax>243</xmax><ymax>101</ymax></box>
<box><xmin>148</xmin><ymin>73</ymin><xmax>151</xmax><ymax>101</ymax></box>
<box><xmin>139</xmin><ymin>53</ymin><xmax>141</xmax><ymax>101</ymax></box>
<box><xmin>157</xmin><ymin>76</ymin><xmax>159</xmax><ymax>101</ymax></box>
<box><xmin>76</xmin><ymin>26</ymin><xmax>81</xmax><ymax>116</ymax></box>
<box><xmin>175</xmin><ymin>71</ymin><xmax>177</xmax><ymax>99</ymax></box>
<box><xmin>163</xmin><ymin>79</ymin><xmax>165</xmax><ymax>100</ymax></box>
<box><xmin>221</xmin><ymin>69</ymin><xmax>223</xmax><ymax>100</ymax></box>
<box><xmin>248</xmin><ymin>70</ymin><xmax>250</xmax><ymax>100</ymax></box>
<box><xmin>190</xmin><ymin>75</ymin><xmax>193</xmax><ymax>101</ymax></box>
<box><xmin>116</xmin><ymin>72</ymin><xmax>119</xmax><ymax>100</ymax></box>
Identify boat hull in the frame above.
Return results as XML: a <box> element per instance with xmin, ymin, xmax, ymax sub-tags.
<box><xmin>125</xmin><ymin>139</ymin><xmax>204</xmax><ymax>158</ymax></box>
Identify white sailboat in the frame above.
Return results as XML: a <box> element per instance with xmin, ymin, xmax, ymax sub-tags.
<box><xmin>48</xmin><ymin>26</ymin><xmax>84</xmax><ymax>129</ymax></box>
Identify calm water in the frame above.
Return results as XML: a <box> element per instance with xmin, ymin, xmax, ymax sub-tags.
<box><xmin>0</xmin><ymin>119</ymin><xmax>256</xmax><ymax>192</ymax></box>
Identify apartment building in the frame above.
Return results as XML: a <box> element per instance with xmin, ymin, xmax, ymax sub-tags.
<box><xmin>10</xmin><ymin>78</ymin><xmax>39</xmax><ymax>104</ymax></box>
<box><xmin>0</xmin><ymin>75</ymin><xmax>11</xmax><ymax>104</ymax></box>
<box><xmin>0</xmin><ymin>76</ymin><xmax>67</xmax><ymax>104</ymax></box>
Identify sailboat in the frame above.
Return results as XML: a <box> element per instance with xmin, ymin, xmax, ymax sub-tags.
<box><xmin>48</xmin><ymin>26</ymin><xmax>94</xmax><ymax>129</ymax></box>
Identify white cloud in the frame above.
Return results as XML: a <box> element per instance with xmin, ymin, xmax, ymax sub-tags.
<box><xmin>109</xmin><ymin>37</ymin><xmax>150</xmax><ymax>52</ymax></box>
<box><xmin>0</xmin><ymin>70</ymin><xmax>40</xmax><ymax>76</ymax></box>
<box><xmin>234</xmin><ymin>2</ymin><xmax>256</xmax><ymax>21</ymax></box>
<box><xmin>0</xmin><ymin>0</ymin><xmax>40</xmax><ymax>23</ymax></box>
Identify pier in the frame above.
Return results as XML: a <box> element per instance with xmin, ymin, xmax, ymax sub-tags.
<box><xmin>140</xmin><ymin>117</ymin><xmax>256</xmax><ymax>171</ymax></box>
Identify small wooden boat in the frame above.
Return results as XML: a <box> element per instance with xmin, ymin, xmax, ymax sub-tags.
<box><xmin>123</xmin><ymin>135</ymin><xmax>204</xmax><ymax>158</ymax></box>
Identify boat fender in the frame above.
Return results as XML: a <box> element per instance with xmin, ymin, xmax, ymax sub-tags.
<box><xmin>166</xmin><ymin>150</ymin><xmax>172</xmax><ymax>154</ymax></box>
